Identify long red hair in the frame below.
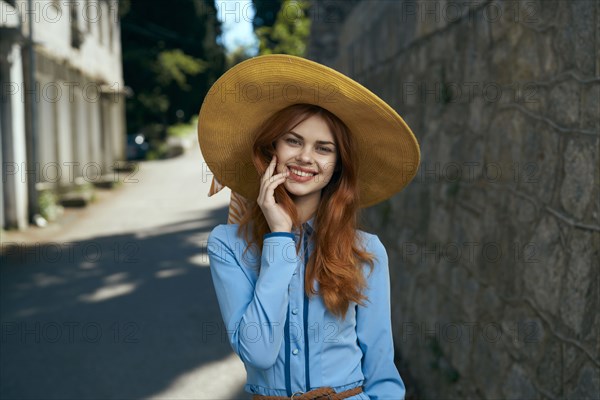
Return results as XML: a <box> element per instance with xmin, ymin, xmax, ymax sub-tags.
<box><xmin>238</xmin><ymin>103</ymin><xmax>375</xmax><ymax>319</ymax></box>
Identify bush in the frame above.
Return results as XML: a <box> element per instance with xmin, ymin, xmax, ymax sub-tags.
<box><xmin>38</xmin><ymin>190</ymin><xmax>63</xmax><ymax>222</ymax></box>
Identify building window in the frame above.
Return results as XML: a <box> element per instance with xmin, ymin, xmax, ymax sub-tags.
<box><xmin>70</xmin><ymin>1</ymin><xmax>83</xmax><ymax>49</ymax></box>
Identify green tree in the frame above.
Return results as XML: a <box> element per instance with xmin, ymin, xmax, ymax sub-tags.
<box><xmin>253</xmin><ymin>0</ymin><xmax>310</xmax><ymax>56</ymax></box>
<box><xmin>120</xmin><ymin>0</ymin><xmax>226</xmax><ymax>135</ymax></box>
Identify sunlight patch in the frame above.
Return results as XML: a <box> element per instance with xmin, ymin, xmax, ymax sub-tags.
<box><xmin>155</xmin><ymin>268</ymin><xmax>186</xmax><ymax>278</ymax></box>
<box><xmin>79</xmin><ymin>283</ymin><xmax>136</xmax><ymax>303</ymax></box>
<box><xmin>188</xmin><ymin>253</ymin><xmax>210</xmax><ymax>268</ymax></box>
<box><xmin>148</xmin><ymin>352</ymin><xmax>246</xmax><ymax>399</ymax></box>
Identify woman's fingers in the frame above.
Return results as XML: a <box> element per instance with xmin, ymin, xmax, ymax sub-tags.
<box><xmin>259</xmin><ymin>156</ymin><xmax>287</xmax><ymax>201</ymax></box>
<box><xmin>258</xmin><ymin>157</ymin><xmax>275</xmax><ymax>200</ymax></box>
<box><xmin>262</xmin><ymin>156</ymin><xmax>277</xmax><ymax>182</ymax></box>
<box><xmin>257</xmin><ymin>156</ymin><xmax>292</xmax><ymax>232</ymax></box>
<box><xmin>259</xmin><ymin>172</ymin><xmax>288</xmax><ymax>205</ymax></box>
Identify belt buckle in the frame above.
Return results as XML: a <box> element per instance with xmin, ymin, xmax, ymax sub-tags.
<box><xmin>290</xmin><ymin>391</ymin><xmax>304</xmax><ymax>399</ymax></box>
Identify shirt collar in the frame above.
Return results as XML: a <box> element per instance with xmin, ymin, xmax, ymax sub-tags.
<box><xmin>293</xmin><ymin>215</ymin><xmax>315</xmax><ymax>236</ymax></box>
<box><xmin>304</xmin><ymin>215</ymin><xmax>315</xmax><ymax>235</ymax></box>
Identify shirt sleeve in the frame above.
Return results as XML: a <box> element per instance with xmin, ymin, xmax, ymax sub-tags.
<box><xmin>207</xmin><ymin>225</ymin><xmax>297</xmax><ymax>370</ymax></box>
<box><xmin>356</xmin><ymin>234</ymin><xmax>406</xmax><ymax>399</ymax></box>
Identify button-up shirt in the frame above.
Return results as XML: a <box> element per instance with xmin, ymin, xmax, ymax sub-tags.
<box><xmin>206</xmin><ymin>217</ymin><xmax>405</xmax><ymax>399</ymax></box>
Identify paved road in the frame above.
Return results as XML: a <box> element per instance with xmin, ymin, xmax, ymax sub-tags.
<box><xmin>0</xmin><ymin>135</ymin><xmax>251</xmax><ymax>399</ymax></box>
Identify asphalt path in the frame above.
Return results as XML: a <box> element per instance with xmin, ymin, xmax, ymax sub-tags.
<box><xmin>0</xmin><ymin>135</ymin><xmax>251</xmax><ymax>399</ymax></box>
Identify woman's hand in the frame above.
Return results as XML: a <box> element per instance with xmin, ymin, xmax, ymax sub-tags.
<box><xmin>257</xmin><ymin>156</ymin><xmax>292</xmax><ymax>233</ymax></box>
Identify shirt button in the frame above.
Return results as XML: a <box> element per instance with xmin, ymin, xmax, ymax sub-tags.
<box><xmin>292</xmin><ymin>308</ymin><xmax>299</xmax><ymax>315</ymax></box>
<box><xmin>292</xmin><ymin>349</ymin><xmax>299</xmax><ymax>355</ymax></box>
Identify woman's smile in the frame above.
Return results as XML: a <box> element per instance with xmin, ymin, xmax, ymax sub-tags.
<box><xmin>287</xmin><ymin>165</ymin><xmax>318</xmax><ymax>181</ymax></box>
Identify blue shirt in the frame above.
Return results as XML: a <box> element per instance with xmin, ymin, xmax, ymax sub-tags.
<box><xmin>206</xmin><ymin>217</ymin><xmax>405</xmax><ymax>399</ymax></box>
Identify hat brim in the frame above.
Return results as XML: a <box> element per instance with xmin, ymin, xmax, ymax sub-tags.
<box><xmin>198</xmin><ymin>54</ymin><xmax>420</xmax><ymax>208</ymax></box>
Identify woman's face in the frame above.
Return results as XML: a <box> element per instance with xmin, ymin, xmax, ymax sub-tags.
<box><xmin>274</xmin><ymin>114</ymin><xmax>338</xmax><ymax>202</ymax></box>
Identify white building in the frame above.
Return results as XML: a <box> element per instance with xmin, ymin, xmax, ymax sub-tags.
<box><xmin>0</xmin><ymin>0</ymin><xmax>127</xmax><ymax>229</ymax></box>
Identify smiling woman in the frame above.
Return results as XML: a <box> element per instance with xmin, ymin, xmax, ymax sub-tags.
<box><xmin>197</xmin><ymin>55</ymin><xmax>420</xmax><ymax>399</ymax></box>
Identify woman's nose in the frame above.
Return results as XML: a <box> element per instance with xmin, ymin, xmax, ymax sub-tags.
<box><xmin>295</xmin><ymin>147</ymin><xmax>312</xmax><ymax>163</ymax></box>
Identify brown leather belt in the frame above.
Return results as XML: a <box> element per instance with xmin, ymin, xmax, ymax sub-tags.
<box><xmin>252</xmin><ymin>386</ymin><xmax>363</xmax><ymax>400</ymax></box>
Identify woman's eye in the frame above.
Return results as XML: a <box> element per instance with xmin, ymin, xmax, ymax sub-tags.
<box><xmin>317</xmin><ymin>146</ymin><xmax>333</xmax><ymax>153</ymax></box>
<box><xmin>286</xmin><ymin>138</ymin><xmax>301</xmax><ymax>145</ymax></box>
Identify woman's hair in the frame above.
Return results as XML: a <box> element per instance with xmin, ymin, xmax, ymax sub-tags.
<box><xmin>237</xmin><ymin>103</ymin><xmax>376</xmax><ymax>320</ymax></box>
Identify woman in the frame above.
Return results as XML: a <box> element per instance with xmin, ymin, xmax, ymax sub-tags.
<box><xmin>198</xmin><ymin>55</ymin><xmax>420</xmax><ymax>399</ymax></box>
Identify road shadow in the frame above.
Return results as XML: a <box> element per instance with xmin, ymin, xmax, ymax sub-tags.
<box><xmin>1</xmin><ymin>204</ymin><xmax>252</xmax><ymax>399</ymax></box>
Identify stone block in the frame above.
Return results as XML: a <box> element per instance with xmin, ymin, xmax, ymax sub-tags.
<box><xmin>471</xmin><ymin>336</ymin><xmax>510</xmax><ymax>398</ymax></box>
<box><xmin>581</xmin><ymin>83</ymin><xmax>600</xmax><ymax>131</ymax></box>
<box><xmin>502</xmin><ymin>364</ymin><xmax>537</xmax><ymax>399</ymax></box>
<box><xmin>462</xmin><ymin>276</ymin><xmax>480</xmax><ymax>320</ymax></box>
<box><xmin>559</xmin><ymin>230</ymin><xmax>595</xmax><ymax>336</ymax></box>
<box><xmin>535</xmin><ymin>31</ymin><xmax>560</xmax><ymax>78</ymax></box>
<box><xmin>436</xmin><ymin>260</ymin><xmax>454</xmax><ymax>293</ymax></box>
<box><xmin>570</xmin><ymin>1</ymin><xmax>596</xmax><ymax>75</ymax></box>
<box><xmin>488</xmin><ymin>0</ymin><xmax>510</xmax><ymax>42</ymax></box>
<box><xmin>508</xmin><ymin>192</ymin><xmax>538</xmax><ymax>226</ymax></box>
<box><xmin>458</xmin><ymin>185</ymin><xmax>485</xmax><ymax>225</ymax></box>
<box><xmin>427</xmin><ymin>205</ymin><xmax>451</xmax><ymax>243</ymax></box>
<box><xmin>518</xmin><ymin>118</ymin><xmax>560</xmax><ymax>204</ymax></box>
<box><xmin>554</xmin><ymin>25</ymin><xmax>577</xmax><ymax>72</ymax></box>
<box><xmin>566</xmin><ymin>362</ymin><xmax>600</xmax><ymax>400</ymax></box>
<box><xmin>382</xmin><ymin>10</ymin><xmax>399</xmax><ymax>60</ymax></box>
<box><xmin>451</xmin><ymin>266</ymin><xmax>468</xmax><ymax>298</ymax></box>
<box><xmin>451</xmin><ymin>205</ymin><xmax>484</xmax><ymax>274</ymax></box>
<box><xmin>559</xmin><ymin>137</ymin><xmax>596</xmax><ymax>220</ymax></box>
<box><xmin>562</xmin><ymin>342</ymin><xmax>581</xmax><ymax>381</ymax></box>
<box><xmin>449</xmin><ymin>319</ymin><xmax>474</xmax><ymax>376</ymax></box>
<box><xmin>414</xmin><ymin>0</ymin><xmax>440</xmax><ymax>38</ymax></box>
<box><xmin>536</xmin><ymin>337</ymin><xmax>562</xmax><ymax>394</ymax></box>
<box><xmin>523</xmin><ymin>216</ymin><xmax>566</xmax><ymax>315</ymax></box>
<box><xmin>548</xmin><ymin>79</ymin><xmax>581</xmax><ymax>128</ymax></box>
<box><xmin>467</xmin><ymin>97</ymin><xmax>493</xmax><ymax>135</ymax></box>
<box><xmin>452</xmin><ymin>36</ymin><xmax>475</xmax><ymax>91</ymax></box>
<box><xmin>501</xmin><ymin>306</ymin><xmax>545</xmax><ymax>362</ymax></box>
<box><xmin>512</xmin><ymin>27</ymin><xmax>541</xmax><ymax>82</ymax></box>
<box><xmin>518</xmin><ymin>83</ymin><xmax>547</xmax><ymax>117</ymax></box>
<box><xmin>537</xmin><ymin>0</ymin><xmax>560</xmax><ymax>23</ymax></box>
<box><xmin>589</xmin><ymin>310</ymin><xmax>600</xmax><ymax>361</ymax></box>
<box><xmin>484</xmin><ymin>109</ymin><xmax>526</xmax><ymax>185</ymax></box>
<box><xmin>476</xmin><ymin>286</ymin><xmax>502</xmax><ymax>320</ymax></box>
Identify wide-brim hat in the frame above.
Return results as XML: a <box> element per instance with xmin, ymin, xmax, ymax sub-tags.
<box><xmin>197</xmin><ymin>54</ymin><xmax>420</xmax><ymax>208</ymax></box>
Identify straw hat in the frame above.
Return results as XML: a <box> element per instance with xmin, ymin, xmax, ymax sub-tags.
<box><xmin>197</xmin><ymin>54</ymin><xmax>420</xmax><ymax>208</ymax></box>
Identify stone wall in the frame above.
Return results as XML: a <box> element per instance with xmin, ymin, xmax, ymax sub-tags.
<box><xmin>308</xmin><ymin>1</ymin><xmax>599</xmax><ymax>398</ymax></box>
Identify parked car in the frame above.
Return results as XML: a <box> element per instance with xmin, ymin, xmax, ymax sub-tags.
<box><xmin>126</xmin><ymin>133</ymin><xmax>150</xmax><ymax>160</ymax></box>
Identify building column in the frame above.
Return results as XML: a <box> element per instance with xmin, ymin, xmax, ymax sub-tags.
<box><xmin>0</xmin><ymin>42</ymin><xmax>29</xmax><ymax>229</ymax></box>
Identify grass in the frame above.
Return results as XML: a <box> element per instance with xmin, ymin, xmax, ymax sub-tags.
<box><xmin>166</xmin><ymin>116</ymin><xmax>198</xmax><ymax>138</ymax></box>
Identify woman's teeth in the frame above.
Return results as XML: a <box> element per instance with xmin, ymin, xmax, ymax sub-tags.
<box><xmin>290</xmin><ymin>168</ymin><xmax>315</xmax><ymax>177</ymax></box>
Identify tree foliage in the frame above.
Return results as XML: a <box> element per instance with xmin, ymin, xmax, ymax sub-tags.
<box><xmin>252</xmin><ymin>0</ymin><xmax>283</xmax><ymax>32</ymax></box>
<box><xmin>253</xmin><ymin>0</ymin><xmax>310</xmax><ymax>56</ymax></box>
<box><xmin>153</xmin><ymin>49</ymin><xmax>208</xmax><ymax>89</ymax></box>
<box><xmin>120</xmin><ymin>0</ymin><xmax>226</xmax><ymax>134</ymax></box>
